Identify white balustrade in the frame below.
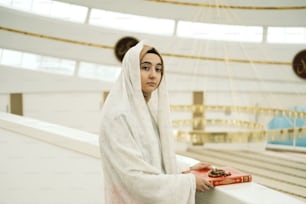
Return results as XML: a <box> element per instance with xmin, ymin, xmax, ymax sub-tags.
<box><xmin>0</xmin><ymin>112</ymin><xmax>304</xmax><ymax>204</ymax></box>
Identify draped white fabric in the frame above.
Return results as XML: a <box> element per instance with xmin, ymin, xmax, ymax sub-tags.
<box><xmin>99</xmin><ymin>41</ymin><xmax>196</xmax><ymax>204</ymax></box>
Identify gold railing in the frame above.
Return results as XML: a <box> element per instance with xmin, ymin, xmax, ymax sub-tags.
<box><xmin>172</xmin><ymin>118</ymin><xmax>264</xmax><ymax>130</ymax></box>
<box><xmin>171</xmin><ymin>105</ymin><xmax>306</xmax><ymax>118</ymax></box>
<box><xmin>174</xmin><ymin>127</ymin><xmax>306</xmax><ymax>144</ymax></box>
<box><xmin>171</xmin><ymin>105</ymin><xmax>306</xmax><ymax>144</ymax></box>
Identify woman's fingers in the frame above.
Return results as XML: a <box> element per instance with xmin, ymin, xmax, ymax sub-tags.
<box><xmin>194</xmin><ymin>173</ymin><xmax>214</xmax><ymax>192</ymax></box>
<box><xmin>201</xmin><ymin>180</ymin><xmax>213</xmax><ymax>191</ymax></box>
<box><xmin>190</xmin><ymin>162</ymin><xmax>211</xmax><ymax>170</ymax></box>
<box><xmin>198</xmin><ymin>182</ymin><xmax>211</xmax><ymax>192</ymax></box>
<box><xmin>204</xmin><ymin>179</ymin><xmax>214</xmax><ymax>189</ymax></box>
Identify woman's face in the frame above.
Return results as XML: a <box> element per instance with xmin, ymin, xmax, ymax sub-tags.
<box><xmin>140</xmin><ymin>53</ymin><xmax>163</xmax><ymax>96</ymax></box>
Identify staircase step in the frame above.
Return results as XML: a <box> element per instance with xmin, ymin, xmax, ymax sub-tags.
<box><xmin>177</xmin><ymin>149</ymin><xmax>306</xmax><ymax>202</ymax></box>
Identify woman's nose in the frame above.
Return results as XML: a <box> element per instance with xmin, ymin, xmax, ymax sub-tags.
<box><xmin>149</xmin><ymin>69</ymin><xmax>157</xmax><ymax>78</ymax></box>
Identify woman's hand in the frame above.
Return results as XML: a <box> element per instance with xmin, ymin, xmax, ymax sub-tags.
<box><xmin>193</xmin><ymin>173</ymin><xmax>214</xmax><ymax>192</ymax></box>
<box><xmin>182</xmin><ymin>162</ymin><xmax>211</xmax><ymax>174</ymax></box>
<box><xmin>182</xmin><ymin>162</ymin><xmax>213</xmax><ymax>191</ymax></box>
<box><xmin>189</xmin><ymin>162</ymin><xmax>211</xmax><ymax>171</ymax></box>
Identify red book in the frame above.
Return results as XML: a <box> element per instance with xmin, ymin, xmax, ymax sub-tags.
<box><xmin>191</xmin><ymin>167</ymin><xmax>252</xmax><ymax>186</ymax></box>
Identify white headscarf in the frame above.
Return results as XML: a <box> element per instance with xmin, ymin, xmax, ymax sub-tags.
<box><xmin>99</xmin><ymin>41</ymin><xmax>196</xmax><ymax>204</ymax></box>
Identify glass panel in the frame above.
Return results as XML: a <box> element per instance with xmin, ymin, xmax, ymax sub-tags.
<box><xmin>12</xmin><ymin>0</ymin><xmax>32</xmax><ymax>10</ymax></box>
<box><xmin>267</xmin><ymin>27</ymin><xmax>306</xmax><ymax>44</ymax></box>
<box><xmin>267</xmin><ymin>27</ymin><xmax>284</xmax><ymax>43</ymax></box>
<box><xmin>69</xmin><ymin>4</ymin><xmax>88</xmax><ymax>22</ymax></box>
<box><xmin>1</xmin><ymin>49</ymin><xmax>22</xmax><ymax>67</ymax></box>
<box><xmin>40</xmin><ymin>56</ymin><xmax>60</xmax><ymax>70</ymax></box>
<box><xmin>284</xmin><ymin>27</ymin><xmax>305</xmax><ymax>44</ymax></box>
<box><xmin>31</xmin><ymin>0</ymin><xmax>87</xmax><ymax>22</ymax></box>
<box><xmin>40</xmin><ymin>56</ymin><xmax>75</xmax><ymax>75</ymax></box>
<box><xmin>90</xmin><ymin>9</ymin><xmax>174</xmax><ymax>35</ymax></box>
<box><xmin>177</xmin><ymin>21</ymin><xmax>262</xmax><ymax>43</ymax></box>
<box><xmin>78</xmin><ymin>62</ymin><xmax>121</xmax><ymax>81</ymax></box>
<box><xmin>50</xmin><ymin>1</ymin><xmax>70</xmax><ymax>20</ymax></box>
<box><xmin>245</xmin><ymin>26</ymin><xmax>263</xmax><ymax>42</ymax></box>
<box><xmin>22</xmin><ymin>52</ymin><xmax>41</xmax><ymax>70</ymax></box>
<box><xmin>59</xmin><ymin>59</ymin><xmax>76</xmax><ymax>74</ymax></box>
<box><xmin>32</xmin><ymin>0</ymin><xmax>52</xmax><ymax>15</ymax></box>
<box><xmin>0</xmin><ymin>48</ymin><xmax>75</xmax><ymax>75</ymax></box>
<box><xmin>0</xmin><ymin>0</ymin><xmax>12</xmax><ymax>5</ymax></box>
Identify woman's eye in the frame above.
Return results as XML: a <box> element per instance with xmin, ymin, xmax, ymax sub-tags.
<box><xmin>141</xmin><ymin>66</ymin><xmax>150</xmax><ymax>71</ymax></box>
<box><xmin>156</xmin><ymin>68</ymin><xmax>162</xmax><ymax>73</ymax></box>
<box><xmin>155</xmin><ymin>65</ymin><xmax>163</xmax><ymax>72</ymax></box>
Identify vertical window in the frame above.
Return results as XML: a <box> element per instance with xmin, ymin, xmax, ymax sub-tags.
<box><xmin>49</xmin><ymin>1</ymin><xmax>87</xmax><ymax>22</ymax></box>
<box><xmin>0</xmin><ymin>0</ymin><xmax>88</xmax><ymax>23</ymax></box>
<box><xmin>32</xmin><ymin>0</ymin><xmax>52</xmax><ymax>15</ymax></box>
<box><xmin>0</xmin><ymin>0</ymin><xmax>12</xmax><ymax>6</ymax></box>
<box><xmin>40</xmin><ymin>56</ymin><xmax>75</xmax><ymax>75</ymax></box>
<box><xmin>177</xmin><ymin>21</ymin><xmax>263</xmax><ymax>43</ymax></box>
<box><xmin>0</xmin><ymin>48</ymin><xmax>75</xmax><ymax>75</ymax></box>
<box><xmin>89</xmin><ymin>9</ymin><xmax>175</xmax><ymax>36</ymax></box>
<box><xmin>22</xmin><ymin>52</ymin><xmax>41</xmax><ymax>70</ymax></box>
<box><xmin>1</xmin><ymin>49</ymin><xmax>22</xmax><ymax>67</ymax></box>
<box><xmin>78</xmin><ymin>62</ymin><xmax>121</xmax><ymax>81</ymax></box>
<box><xmin>11</xmin><ymin>0</ymin><xmax>32</xmax><ymax>10</ymax></box>
<box><xmin>267</xmin><ymin>27</ymin><xmax>306</xmax><ymax>44</ymax></box>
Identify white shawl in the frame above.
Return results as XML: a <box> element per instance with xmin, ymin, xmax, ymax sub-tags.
<box><xmin>99</xmin><ymin>41</ymin><xmax>196</xmax><ymax>204</ymax></box>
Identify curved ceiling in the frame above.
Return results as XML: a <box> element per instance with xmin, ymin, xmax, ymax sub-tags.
<box><xmin>0</xmin><ymin>0</ymin><xmax>306</xmax><ymax>95</ymax></box>
<box><xmin>58</xmin><ymin>0</ymin><xmax>306</xmax><ymax>26</ymax></box>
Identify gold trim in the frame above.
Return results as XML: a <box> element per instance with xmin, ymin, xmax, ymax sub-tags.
<box><xmin>148</xmin><ymin>0</ymin><xmax>306</xmax><ymax>10</ymax></box>
<box><xmin>0</xmin><ymin>26</ymin><xmax>113</xmax><ymax>49</ymax></box>
<box><xmin>171</xmin><ymin>105</ymin><xmax>306</xmax><ymax>118</ymax></box>
<box><xmin>0</xmin><ymin>26</ymin><xmax>290</xmax><ymax>66</ymax></box>
<box><xmin>163</xmin><ymin>52</ymin><xmax>290</xmax><ymax>65</ymax></box>
<box><xmin>172</xmin><ymin>118</ymin><xmax>264</xmax><ymax>129</ymax></box>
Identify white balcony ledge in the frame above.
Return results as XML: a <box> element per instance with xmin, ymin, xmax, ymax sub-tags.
<box><xmin>0</xmin><ymin>112</ymin><xmax>304</xmax><ymax>204</ymax></box>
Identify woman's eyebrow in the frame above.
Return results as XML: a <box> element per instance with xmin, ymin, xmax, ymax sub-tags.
<box><xmin>140</xmin><ymin>61</ymin><xmax>163</xmax><ymax>67</ymax></box>
<box><xmin>140</xmin><ymin>61</ymin><xmax>152</xmax><ymax>65</ymax></box>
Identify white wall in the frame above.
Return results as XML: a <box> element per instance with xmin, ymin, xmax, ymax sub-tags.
<box><xmin>2</xmin><ymin>89</ymin><xmax>303</xmax><ymax>134</ymax></box>
<box><xmin>23</xmin><ymin>92</ymin><xmax>103</xmax><ymax>134</ymax></box>
<box><xmin>0</xmin><ymin>94</ymin><xmax>9</xmax><ymax>112</ymax></box>
<box><xmin>19</xmin><ymin>91</ymin><xmax>194</xmax><ymax>134</ymax></box>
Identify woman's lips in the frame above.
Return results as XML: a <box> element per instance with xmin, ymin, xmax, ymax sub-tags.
<box><xmin>147</xmin><ymin>82</ymin><xmax>156</xmax><ymax>87</ymax></box>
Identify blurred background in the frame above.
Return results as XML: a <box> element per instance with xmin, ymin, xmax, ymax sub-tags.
<box><xmin>0</xmin><ymin>0</ymin><xmax>306</xmax><ymax>202</ymax></box>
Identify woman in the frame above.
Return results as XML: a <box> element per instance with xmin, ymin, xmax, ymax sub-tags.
<box><xmin>99</xmin><ymin>41</ymin><xmax>212</xmax><ymax>204</ymax></box>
